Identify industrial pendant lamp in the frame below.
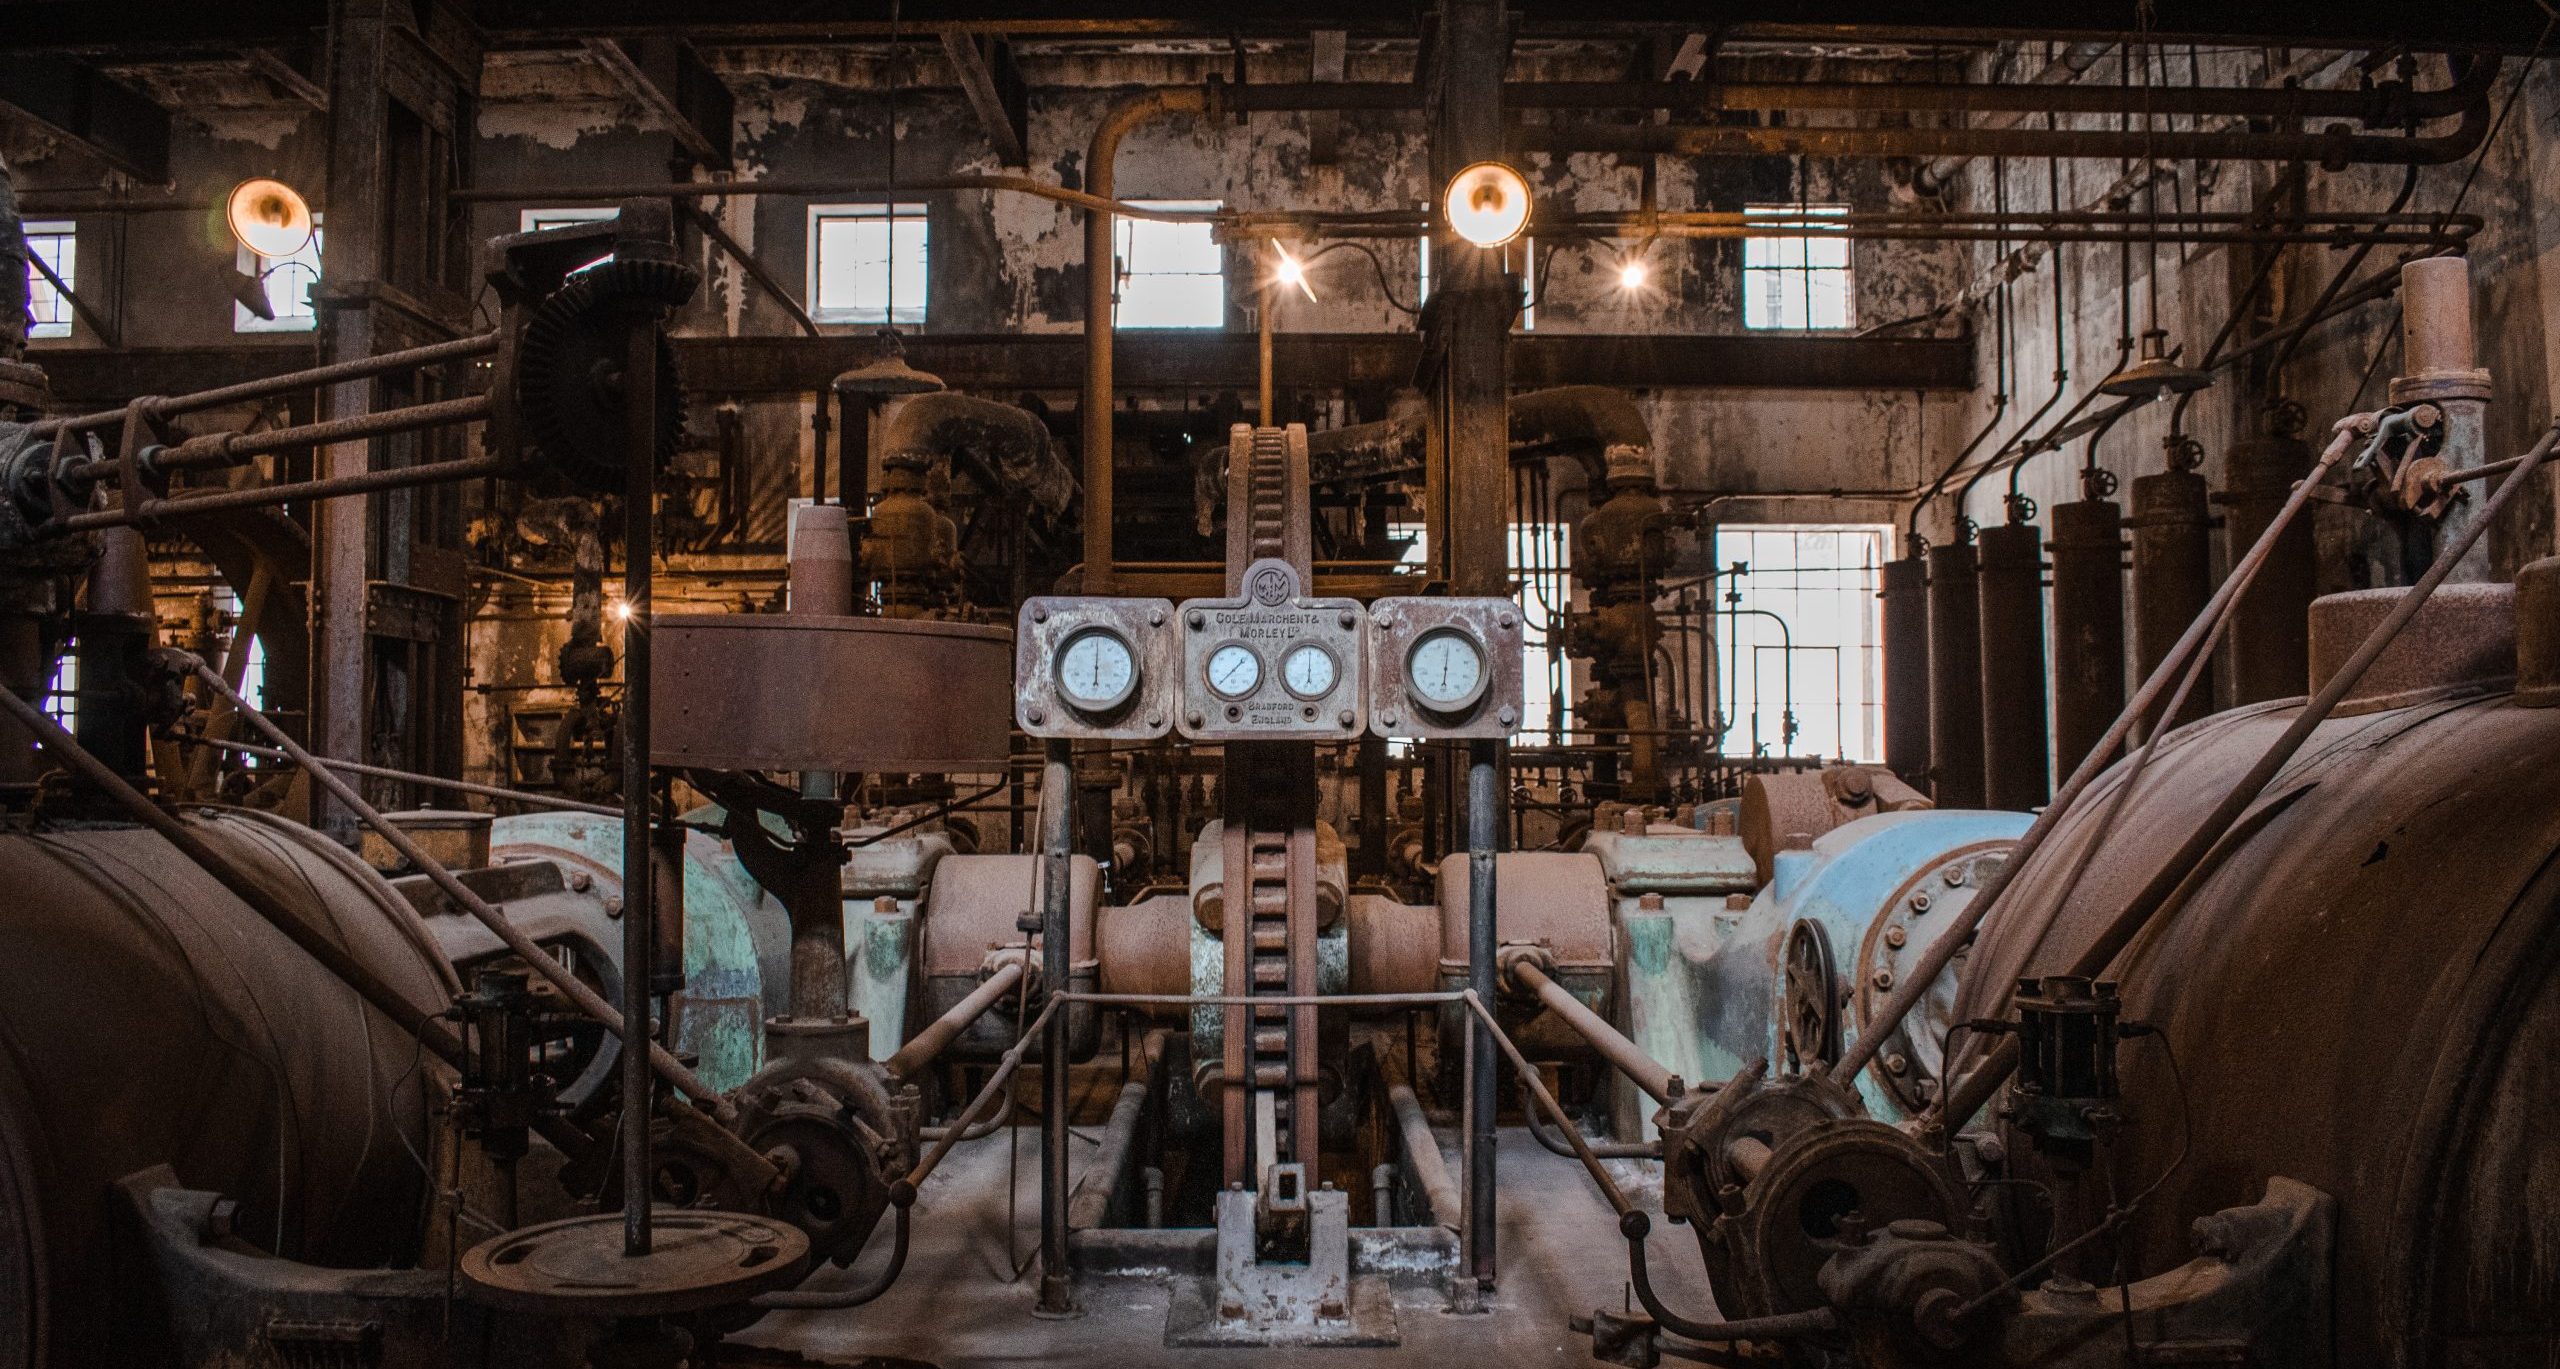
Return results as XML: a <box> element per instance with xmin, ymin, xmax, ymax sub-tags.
<box><xmin>1444</xmin><ymin>161</ymin><xmax>1531</xmax><ymax>248</ymax></box>
<box><xmin>2099</xmin><ymin>327</ymin><xmax>2210</xmax><ymax>402</ymax></box>
<box><xmin>833</xmin><ymin>330</ymin><xmax>944</xmax><ymax>397</ymax></box>
<box><xmin>224</xmin><ymin>178</ymin><xmax>314</xmax><ymax>259</ymax></box>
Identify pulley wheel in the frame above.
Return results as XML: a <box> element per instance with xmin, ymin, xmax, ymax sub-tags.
<box><xmin>461</xmin><ymin>1210</ymin><xmax>809</xmax><ymax>1317</ymax></box>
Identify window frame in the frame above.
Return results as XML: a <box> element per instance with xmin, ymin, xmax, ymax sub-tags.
<box><xmin>1112</xmin><ymin>199</ymin><xmax>1226</xmax><ymax>330</ymax></box>
<box><xmin>234</xmin><ymin>215</ymin><xmax>325</xmax><ymax>335</ymax></box>
<box><xmin>1741</xmin><ymin>203</ymin><xmax>1855</xmax><ymax>333</ymax></box>
<box><xmin>808</xmin><ymin>202</ymin><xmax>930</xmax><ymax>327</ymax></box>
<box><xmin>23</xmin><ymin>221</ymin><xmax>76</xmax><ymax>342</ymax></box>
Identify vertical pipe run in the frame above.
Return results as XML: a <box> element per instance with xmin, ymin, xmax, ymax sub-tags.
<box><xmin>1927</xmin><ymin>541</ymin><xmax>1985</xmax><ymax>808</ymax></box>
<box><xmin>2047</xmin><ymin>498</ymin><xmax>2127</xmax><ymax>776</ymax></box>
<box><xmin>619</xmin><ymin>315</ymin><xmax>659</xmax><ymax>1259</ymax></box>
<box><xmin>2393</xmin><ymin>256</ymin><xmax>2494</xmax><ymax>581</ymax></box>
<box><xmin>1465</xmin><ymin>739</ymin><xmax>1498</xmax><ymax>1289</ymax></box>
<box><xmin>2220</xmin><ymin>435</ymin><xmax>2315</xmax><ymax>703</ymax></box>
<box><xmin>1038</xmin><ymin>739</ymin><xmax>1077</xmax><ymax>1315</ymax></box>
<box><xmin>2130</xmin><ymin>466</ymin><xmax>2214</xmax><ymax>733</ymax></box>
<box><xmin>1975</xmin><ymin>521</ymin><xmax>2050</xmax><ymax>809</ymax></box>
<box><xmin>1880</xmin><ymin>551</ymin><xmax>1932</xmax><ymax>789</ymax></box>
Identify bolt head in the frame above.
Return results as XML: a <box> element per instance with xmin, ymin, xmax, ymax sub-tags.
<box><xmin>1872</xmin><ymin>969</ymin><xmax>1895</xmax><ymax>990</ymax></box>
<box><xmin>1188</xmin><ymin>611</ymin><xmax>1205</xmax><ymax>630</ymax></box>
<box><xmin>1910</xmin><ymin>892</ymin><xmax>1934</xmax><ymax>913</ymax></box>
<box><xmin>1338</xmin><ymin>708</ymin><xmax>1355</xmax><ymax>727</ymax></box>
<box><xmin>1885</xmin><ymin>1052</ymin><xmax>1909</xmax><ymax>1074</ymax></box>
<box><xmin>1338</xmin><ymin>611</ymin><xmax>1355</xmax><ymax>629</ymax></box>
<box><xmin>1031</xmin><ymin>604</ymin><xmax>1049</xmax><ymax>623</ymax></box>
<box><xmin>1498</xmin><ymin>614</ymin><xmax>1516</xmax><ymax>632</ymax></box>
<box><xmin>1187</xmin><ymin>711</ymin><xmax>1204</xmax><ymax>727</ymax></box>
<box><xmin>568</xmin><ymin>870</ymin><xmax>593</xmax><ymax>892</ymax></box>
<box><xmin>1149</xmin><ymin>607</ymin><xmax>1166</xmax><ymax>626</ymax></box>
<box><xmin>1943</xmin><ymin>866</ymin><xmax>1968</xmax><ymax>887</ymax></box>
<box><xmin>1884</xmin><ymin>926</ymin><xmax>1907</xmax><ymax>948</ymax></box>
<box><xmin>604</xmin><ymin>895</ymin><xmax>624</xmax><ymax>918</ymax></box>
<box><xmin>1026</xmin><ymin>708</ymin><xmax>1046</xmax><ymax>725</ymax></box>
<box><xmin>1498</xmin><ymin>706</ymin><xmax>1516</xmax><ymax>725</ymax></box>
<box><xmin>1147</xmin><ymin>714</ymin><xmax>1164</xmax><ymax>729</ymax></box>
<box><xmin>1381</xmin><ymin>715</ymin><xmax>1398</xmax><ymax>730</ymax></box>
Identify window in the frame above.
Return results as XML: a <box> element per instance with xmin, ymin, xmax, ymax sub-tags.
<box><xmin>1716</xmin><ymin>524</ymin><xmax>1889</xmax><ymax>761</ymax></box>
<box><xmin>811</xmin><ymin>203</ymin><xmax>928</xmax><ymax>326</ymax></box>
<box><xmin>235</xmin><ymin>217</ymin><xmax>323</xmax><ymax>334</ymax></box>
<box><xmin>1742</xmin><ymin>204</ymin><xmax>1853</xmax><ymax>331</ymax></box>
<box><xmin>520</xmin><ymin>207</ymin><xmax>620</xmax><ymax>233</ymax></box>
<box><xmin>24</xmin><ymin>222</ymin><xmax>74</xmax><ymax>340</ymax></box>
<box><xmin>1113</xmin><ymin>200</ymin><xmax>1223</xmax><ymax>328</ymax></box>
<box><xmin>1419</xmin><ymin>232</ymin><xmax>1536</xmax><ymax>329</ymax></box>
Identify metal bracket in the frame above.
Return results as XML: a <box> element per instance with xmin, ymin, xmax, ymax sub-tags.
<box><xmin>1166</xmin><ymin>1182</ymin><xmax>1398</xmax><ymax>1347</ymax></box>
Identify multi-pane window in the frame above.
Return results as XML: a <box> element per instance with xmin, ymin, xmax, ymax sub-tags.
<box><xmin>235</xmin><ymin>218</ymin><xmax>323</xmax><ymax>334</ymax></box>
<box><xmin>1113</xmin><ymin>200</ymin><xmax>1224</xmax><ymax>328</ymax></box>
<box><xmin>520</xmin><ymin>207</ymin><xmax>620</xmax><ymax>233</ymax></box>
<box><xmin>1716</xmin><ymin>524</ymin><xmax>1889</xmax><ymax>761</ymax></box>
<box><xmin>24</xmin><ymin>222</ymin><xmax>75</xmax><ymax>340</ymax></box>
<box><xmin>811</xmin><ymin>203</ymin><xmax>928</xmax><ymax>326</ymax></box>
<box><xmin>1742</xmin><ymin>204</ymin><xmax>1853</xmax><ymax>331</ymax></box>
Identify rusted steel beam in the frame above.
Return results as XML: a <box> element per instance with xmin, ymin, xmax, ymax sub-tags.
<box><xmin>938</xmin><ymin>28</ymin><xmax>1029</xmax><ymax>168</ymax></box>
<box><xmin>582</xmin><ymin>36</ymin><xmax>732</xmax><ymax>169</ymax></box>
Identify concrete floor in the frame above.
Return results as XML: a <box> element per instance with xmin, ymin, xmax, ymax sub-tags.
<box><xmin>740</xmin><ymin>1129</ymin><xmax>1714</xmax><ymax>1367</ymax></box>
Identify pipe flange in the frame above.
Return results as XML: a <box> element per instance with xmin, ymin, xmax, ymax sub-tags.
<box><xmin>2388</xmin><ymin>369</ymin><xmax>2493</xmax><ymax>406</ymax></box>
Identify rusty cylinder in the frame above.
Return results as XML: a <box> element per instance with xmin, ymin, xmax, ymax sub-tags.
<box><xmin>2130</xmin><ymin>467</ymin><xmax>2214</xmax><ymax>731</ymax></box>
<box><xmin>1975</xmin><ymin>521</ymin><xmax>2050</xmax><ymax>810</ymax></box>
<box><xmin>2220</xmin><ymin>433</ymin><xmax>2317</xmax><ymax>704</ymax></box>
<box><xmin>1881</xmin><ymin>553</ymin><xmax>1931</xmax><ymax>789</ymax></box>
<box><xmin>1926</xmin><ymin>541</ymin><xmax>1985</xmax><ymax>808</ymax></box>
<box><xmin>2047</xmin><ymin>498</ymin><xmax>2127</xmax><ymax>779</ymax></box>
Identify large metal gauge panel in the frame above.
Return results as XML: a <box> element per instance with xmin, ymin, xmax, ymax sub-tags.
<box><xmin>1366</xmin><ymin>596</ymin><xmax>1525</xmax><ymax>740</ymax></box>
<box><xmin>1014</xmin><ymin>596</ymin><xmax>1179</xmax><ymax>741</ymax></box>
<box><xmin>1175</xmin><ymin>558</ymin><xmax>1368</xmax><ymax>742</ymax></box>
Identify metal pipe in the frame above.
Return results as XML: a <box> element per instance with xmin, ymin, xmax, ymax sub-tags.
<box><xmin>883</xmin><ymin>959</ymin><xmax>1027</xmax><ymax>1080</ymax></box>
<box><xmin>899</xmin><ymin>995</ymin><xmax>1061</xmax><ymax>1198</ymax></box>
<box><xmin>1460</xmin><ymin>992</ymin><xmax>1633</xmax><ymax>1220</ymax></box>
<box><xmin>0</xmin><ymin>678</ymin><xmax>466</xmax><ymax>1065</ymax></box>
<box><xmin>1519</xmin><ymin>1079</ymin><xmax>1660</xmax><ymax>1161</ymax></box>
<box><xmin>1037</xmin><ymin>737</ymin><xmax>1077</xmax><ymax>1315</ymax></box>
<box><xmin>1927</xmin><ymin>541</ymin><xmax>1986</xmax><ymax>807</ymax></box>
<box><xmin>147</xmin><ymin>394</ymin><xmax>493</xmax><ymax>474</ymax></box>
<box><xmin>1505</xmin><ymin>956</ymin><xmax>1678</xmax><ymax>1104</ymax></box>
<box><xmin>1081</xmin><ymin>89</ymin><xmax>1209</xmax><ymax>593</ymax></box>
<box><xmin>185</xmin><ymin>734</ymin><xmax>621</xmax><ymax>815</ymax></box>
<box><xmin>754</xmin><ymin>1200</ymin><xmax>911</xmax><ymax>1309</ymax></box>
<box><xmin>1465</xmin><ymin>739</ymin><xmax>1499</xmax><ymax>1287</ymax></box>
<box><xmin>1386</xmin><ymin>1076</ymin><xmax>1463</xmax><ymax>1229</ymax></box>
<box><xmin>27</xmin><ymin>331</ymin><xmax>501</xmax><ymax>439</ymax></box>
<box><xmin>1619</xmin><ymin>1214</ymin><xmax>1842</xmax><ymax>1345</ymax></box>
<box><xmin>1833</xmin><ymin>416</ymin><xmax>2370</xmax><ymax>1092</ymax></box>
<box><xmin>1881</xmin><ymin>552</ymin><xmax>1932</xmax><ymax>788</ymax></box>
<box><xmin>619</xmin><ymin>304</ymin><xmax>660</xmax><ymax>1258</ymax></box>
<box><xmin>59</xmin><ymin>453</ymin><xmax>507</xmax><ymax>534</ymax></box>
<box><xmin>453</xmin><ymin>174</ymin><xmax>1220</xmax><ymax>223</ymax></box>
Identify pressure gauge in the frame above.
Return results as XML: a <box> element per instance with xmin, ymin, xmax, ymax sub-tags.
<box><xmin>1406</xmin><ymin>628</ymin><xmax>1489</xmax><ymax>712</ymax></box>
<box><xmin>1282</xmin><ymin>643</ymin><xmax>1338</xmax><ymax>700</ymax></box>
<box><xmin>1206</xmin><ymin>643</ymin><xmax>1263</xmax><ymax>699</ymax></box>
<box><xmin>1055</xmin><ymin>627</ymin><xmax>1139</xmax><ymax>713</ymax></box>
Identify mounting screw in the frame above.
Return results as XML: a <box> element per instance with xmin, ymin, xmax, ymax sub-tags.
<box><xmin>1910</xmin><ymin>892</ymin><xmax>1933</xmax><ymax>914</ymax></box>
<box><xmin>1498</xmin><ymin>706</ymin><xmax>1516</xmax><ymax>725</ymax></box>
<box><xmin>1338</xmin><ymin>709</ymin><xmax>1356</xmax><ymax>728</ymax></box>
<box><xmin>1187</xmin><ymin>711</ymin><xmax>1205</xmax><ymax>727</ymax></box>
<box><xmin>1147</xmin><ymin>715</ymin><xmax>1164</xmax><ymax>729</ymax></box>
<box><xmin>1885</xmin><ymin>926</ymin><xmax>1907</xmax><ymax>949</ymax></box>
<box><xmin>1339</xmin><ymin>611</ymin><xmax>1355</xmax><ymax>629</ymax></box>
<box><xmin>1872</xmin><ymin>969</ymin><xmax>1896</xmax><ymax>990</ymax></box>
<box><xmin>568</xmin><ymin>870</ymin><xmax>593</xmax><ymax>893</ymax></box>
<box><xmin>1498</xmin><ymin>613</ymin><xmax>1516</xmax><ymax>631</ymax></box>
<box><xmin>1026</xmin><ymin>708</ymin><xmax>1046</xmax><ymax>725</ymax></box>
<box><xmin>1149</xmin><ymin>607</ymin><xmax>1166</xmax><ymax>626</ymax></box>
<box><xmin>604</xmin><ymin>895</ymin><xmax>624</xmax><ymax>919</ymax></box>
<box><xmin>1943</xmin><ymin>866</ymin><xmax>1968</xmax><ymax>887</ymax></box>
<box><xmin>1885</xmin><ymin>1053</ymin><xmax>1910</xmax><ymax>1075</ymax></box>
<box><xmin>1031</xmin><ymin>605</ymin><xmax>1049</xmax><ymax>623</ymax></box>
<box><xmin>1188</xmin><ymin>611</ymin><xmax>1205</xmax><ymax>630</ymax></box>
<box><xmin>1381</xmin><ymin>714</ymin><xmax>1398</xmax><ymax>729</ymax></box>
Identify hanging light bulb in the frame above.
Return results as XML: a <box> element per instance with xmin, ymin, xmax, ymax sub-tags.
<box><xmin>1443</xmin><ymin>161</ymin><xmax>1531</xmax><ymax>248</ymax></box>
<box><xmin>1618</xmin><ymin>258</ymin><xmax>1650</xmax><ymax>292</ymax></box>
<box><xmin>224</xmin><ymin>178</ymin><xmax>314</xmax><ymax>259</ymax></box>
<box><xmin>1272</xmin><ymin>242</ymin><xmax>1318</xmax><ymax>303</ymax></box>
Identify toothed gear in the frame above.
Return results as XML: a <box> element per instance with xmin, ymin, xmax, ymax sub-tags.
<box><xmin>514</xmin><ymin>257</ymin><xmax>698</xmax><ymax>496</ymax></box>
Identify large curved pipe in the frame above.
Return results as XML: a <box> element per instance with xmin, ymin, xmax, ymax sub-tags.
<box><xmin>1082</xmin><ymin>89</ymin><xmax>1208</xmax><ymax>591</ymax></box>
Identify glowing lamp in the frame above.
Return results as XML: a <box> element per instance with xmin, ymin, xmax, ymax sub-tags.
<box><xmin>225</xmin><ymin>178</ymin><xmax>314</xmax><ymax>259</ymax></box>
<box><xmin>1443</xmin><ymin>161</ymin><xmax>1531</xmax><ymax>248</ymax></box>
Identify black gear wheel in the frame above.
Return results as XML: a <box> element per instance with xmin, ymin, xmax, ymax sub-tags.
<box><xmin>513</xmin><ymin>257</ymin><xmax>698</xmax><ymax>496</ymax></box>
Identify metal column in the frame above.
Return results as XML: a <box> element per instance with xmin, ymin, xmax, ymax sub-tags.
<box><xmin>618</xmin><ymin>285</ymin><xmax>660</xmax><ymax>1258</ymax></box>
<box><xmin>2221</xmin><ymin>431</ymin><xmax>2315</xmax><ymax>703</ymax></box>
<box><xmin>1038</xmin><ymin>738</ymin><xmax>1077</xmax><ymax>1315</ymax></box>
<box><xmin>1926</xmin><ymin>540</ymin><xmax>1985</xmax><ymax>808</ymax></box>
<box><xmin>2393</xmin><ymin>256</ymin><xmax>2495</xmax><ymax>582</ymax></box>
<box><xmin>2131</xmin><ymin>463</ymin><xmax>2214</xmax><ymax>733</ymax></box>
<box><xmin>1464</xmin><ymin>738</ymin><xmax>1498</xmax><ymax>1291</ymax></box>
<box><xmin>1427</xmin><ymin>0</ymin><xmax>1511</xmax><ymax>596</ymax></box>
<box><xmin>1975</xmin><ymin>521</ymin><xmax>2049</xmax><ymax>810</ymax></box>
<box><xmin>1880</xmin><ymin>549</ymin><xmax>1931</xmax><ymax>790</ymax></box>
<box><xmin>2047</xmin><ymin>497</ymin><xmax>2127</xmax><ymax>777</ymax></box>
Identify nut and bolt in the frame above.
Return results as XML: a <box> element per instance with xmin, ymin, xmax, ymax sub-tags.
<box><xmin>1885</xmin><ymin>1052</ymin><xmax>1909</xmax><ymax>1075</ymax></box>
<box><xmin>1338</xmin><ymin>709</ymin><xmax>1356</xmax><ymax>728</ymax></box>
<box><xmin>1148</xmin><ymin>607</ymin><xmax>1165</xmax><ymax>626</ymax></box>
<box><xmin>1884</xmin><ymin>926</ymin><xmax>1907</xmax><ymax>949</ymax></box>
<box><xmin>1943</xmin><ymin>865</ymin><xmax>1968</xmax><ymax>887</ymax></box>
<box><xmin>1026</xmin><ymin>708</ymin><xmax>1046</xmax><ymax>725</ymax></box>
<box><xmin>1338</xmin><ymin>611</ymin><xmax>1355</xmax><ymax>629</ymax></box>
<box><xmin>568</xmin><ymin>870</ymin><xmax>593</xmax><ymax>892</ymax></box>
<box><xmin>1872</xmin><ymin>968</ymin><xmax>1895</xmax><ymax>990</ymax></box>
<box><xmin>1188</xmin><ymin>611</ymin><xmax>1205</xmax><ymax>629</ymax></box>
<box><xmin>1910</xmin><ymin>892</ymin><xmax>1933</xmax><ymax>913</ymax></box>
<box><xmin>1187</xmin><ymin>711</ymin><xmax>1205</xmax><ymax>727</ymax></box>
<box><xmin>1031</xmin><ymin>605</ymin><xmax>1049</xmax><ymax>622</ymax></box>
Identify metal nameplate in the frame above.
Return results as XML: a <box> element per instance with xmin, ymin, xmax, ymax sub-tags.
<box><xmin>1176</xmin><ymin>559</ymin><xmax>1368</xmax><ymax>742</ymax></box>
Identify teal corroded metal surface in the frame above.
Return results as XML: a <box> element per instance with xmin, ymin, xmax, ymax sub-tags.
<box><xmin>851</xmin><ymin>900</ymin><xmax>917</xmax><ymax>1060</ymax></box>
<box><xmin>491</xmin><ymin>812</ymin><xmax>785</xmax><ymax>1092</ymax></box>
<box><xmin>1611</xmin><ymin>809</ymin><xmax>2027</xmax><ymax>1126</ymax></box>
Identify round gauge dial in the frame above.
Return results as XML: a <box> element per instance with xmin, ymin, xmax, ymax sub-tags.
<box><xmin>1406</xmin><ymin>628</ymin><xmax>1489</xmax><ymax>712</ymax></box>
<box><xmin>1205</xmin><ymin>643</ymin><xmax>1262</xmax><ymax>699</ymax></box>
<box><xmin>1282</xmin><ymin>643</ymin><xmax>1338</xmax><ymax>700</ymax></box>
<box><xmin>1055</xmin><ymin>627</ymin><xmax>1139</xmax><ymax>713</ymax></box>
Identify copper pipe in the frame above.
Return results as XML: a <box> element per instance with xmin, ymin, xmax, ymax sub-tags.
<box><xmin>1505</xmin><ymin>955</ymin><xmax>1678</xmax><ymax>1104</ymax></box>
<box><xmin>1081</xmin><ymin>88</ymin><xmax>1209</xmax><ymax>592</ymax></box>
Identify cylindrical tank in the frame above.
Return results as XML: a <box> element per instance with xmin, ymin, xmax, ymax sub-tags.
<box><xmin>1881</xmin><ymin>552</ymin><xmax>1932</xmax><ymax>789</ymax></box>
<box><xmin>1975</xmin><ymin>521</ymin><xmax>2049</xmax><ymax>810</ymax></box>
<box><xmin>2046</xmin><ymin>498</ymin><xmax>2126</xmax><ymax>778</ymax></box>
<box><xmin>0</xmin><ymin>810</ymin><xmax>451</xmax><ymax>1369</ymax></box>
<box><xmin>2220</xmin><ymin>432</ymin><xmax>2317</xmax><ymax>704</ymax></box>
<box><xmin>1960</xmin><ymin>583</ymin><xmax>2558</xmax><ymax>1367</ymax></box>
<box><xmin>2130</xmin><ymin>465</ymin><xmax>2214</xmax><ymax>729</ymax></box>
<box><xmin>1927</xmin><ymin>541</ymin><xmax>1985</xmax><ymax>808</ymax></box>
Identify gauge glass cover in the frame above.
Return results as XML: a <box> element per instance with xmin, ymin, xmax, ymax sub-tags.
<box><xmin>1206</xmin><ymin>643</ymin><xmax>1262</xmax><ymax>699</ymax></box>
<box><xmin>1282</xmin><ymin>644</ymin><xmax>1338</xmax><ymax>699</ymax></box>
<box><xmin>1055</xmin><ymin>628</ymin><xmax>1138</xmax><ymax>711</ymax></box>
<box><xmin>1406</xmin><ymin>628</ymin><xmax>1488</xmax><ymax>710</ymax></box>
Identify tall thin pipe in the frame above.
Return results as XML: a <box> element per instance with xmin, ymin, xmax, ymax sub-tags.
<box><xmin>619</xmin><ymin>310</ymin><xmax>659</xmax><ymax>1258</ymax></box>
<box><xmin>1465</xmin><ymin>739</ymin><xmax>1499</xmax><ymax>1289</ymax></box>
<box><xmin>1037</xmin><ymin>738</ymin><xmax>1077</xmax><ymax>1315</ymax></box>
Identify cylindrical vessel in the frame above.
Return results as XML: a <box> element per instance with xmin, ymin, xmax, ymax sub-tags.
<box><xmin>1926</xmin><ymin>542</ymin><xmax>1985</xmax><ymax>808</ymax></box>
<box><xmin>2220</xmin><ymin>434</ymin><xmax>2316</xmax><ymax>704</ymax></box>
<box><xmin>1974</xmin><ymin>521</ymin><xmax>2049</xmax><ymax>810</ymax></box>
<box><xmin>1880</xmin><ymin>553</ymin><xmax>1932</xmax><ymax>789</ymax></box>
<box><xmin>2046</xmin><ymin>498</ymin><xmax>2127</xmax><ymax>777</ymax></box>
<box><xmin>0</xmin><ymin>811</ymin><xmax>450</xmax><ymax>1369</ymax></box>
<box><xmin>1960</xmin><ymin>584</ymin><xmax>2556</xmax><ymax>1367</ymax></box>
<box><xmin>2130</xmin><ymin>467</ymin><xmax>2214</xmax><ymax>730</ymax></box>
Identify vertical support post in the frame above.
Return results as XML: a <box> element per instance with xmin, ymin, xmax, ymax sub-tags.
<box><xmin>1038</xmin><ymin>737</ymin><xmax>1078</xmax><ymax>1315</ymax></box>
<box><xmin>1429</xmin><ymin>0</ymin><xmax>1512</xmax><ymax>597</ymax></box>
<box><xmin>1464</xmin><ymin>738</ymin><xmax>1498</xmax><ymax>1290</ymax></box>
<box><xmin>1258</xmin><ymin>277</ymin><xmax>1276</xmax><ymax>427</ymax></box>
<box><xmin>619</xmin><ymin>307</ymin><xmax>659</xmax><ymax>1260</ymax></box>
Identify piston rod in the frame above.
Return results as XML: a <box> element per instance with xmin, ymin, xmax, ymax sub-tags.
<box><xmin>1503</xmin><ymin>953</ymin><xmax>1679</xmax><ymax>1104</ymax></box>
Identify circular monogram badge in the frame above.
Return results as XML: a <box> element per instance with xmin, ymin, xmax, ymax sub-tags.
<box><xmin>1248</xmin><ymin>565</ymin><xmax>1292</xmax><ymax>606</ymax></box>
